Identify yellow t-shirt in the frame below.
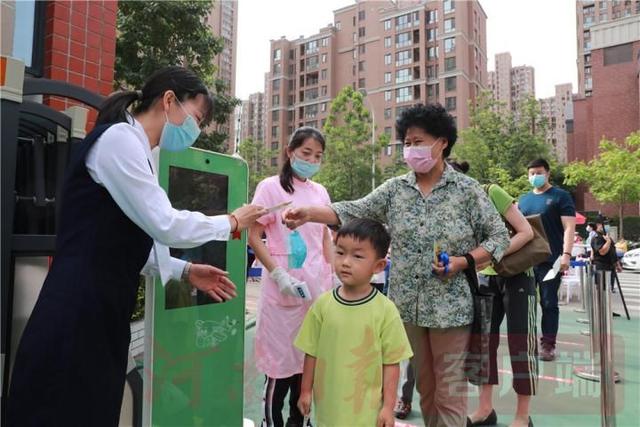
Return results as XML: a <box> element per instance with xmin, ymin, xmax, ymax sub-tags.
<box><xmin>294</xmin><ymin>287</ymin><xmax>413</xmax><ymax>427</ymax></box>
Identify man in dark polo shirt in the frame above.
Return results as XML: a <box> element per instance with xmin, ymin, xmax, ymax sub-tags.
<box><xmin>519</xmin><ymin>158</ymin><xmax>576</xmax><ymax>362</ymax></box>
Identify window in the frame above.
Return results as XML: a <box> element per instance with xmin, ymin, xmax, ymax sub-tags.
<box><xmin>336</xmin><ymin>21</ymin><xmax>342</xmax><ymax>30</ymax></box>
<box><xmin>384</xmin><ymin>53</ymin><xmax>392</xmax><ymax>65</ymax></box>
<box><xmin>396</xmin><ymin>13</ymin><xmax>410</xmax><ymax>30</ymax></box>
<box><xmin>305</xmin><ymin>104</ymin><xmax>318</xmax><ymax>118</ymax></box>
<box><xmin>321</xmin><ymin>85</ymin><xmax>328</xmax><ymax>96</ymax></box>
<box><xmin>272</xmin><ymin>125</ymin><xmax>279</xmax><ymax>138</ymax></box>
<box><xmin>445</xmin><ymin>76</ymin><xmax>456</xmax><ymax>91</ymax></box>
<box><xmin>427</xmin><ymin>84</ymin><xmax>439</xmax><ymax>99</ymax></box>
<box><xmin>273</xmin><ymin>48</ymin><xmax>281</xmax><ymax>60</ymax></box>
<box><xmin>288</xmin><ymin>80</ymin><xmax>295</xmax><ymax>90</ymax></box>
<box><xmin>359</xmin><ymin>44</ymin><xmax>366</xmax><ymax>54</ymax></box>
<box><xmin>306</xmin><ymin>55</ymin><xmax>319</xmax><ymax>70</ymax></box>
<box><xmin>358</xmin><ymin>78</ymin><xmax>366</xmax><ymax>88</ymax></box>
<box><xmin>585</xmin><ymin>53</ymin><xmax>592</xmax><ymax>64</ymax></box>
<box><xmin>384</xmin><ymin>108</ymin><xmax>392</xmax><ymax>119</ymax></box>
<box><xmin>359</xmin><ymin>60</ymin><xmax>365</xmax><ymax>71</ymax></box>
<box><xmin>321</xmin><ymin>69</ymin><xmax>327</xmax><ymax>80</ymax></box>
<box><xmin>272</xmin><ymin>95</ymin><xmax>280</xmax><ymax>106</ymax></box>
<box><xmin>353</xmin><ymin>16</ymin><xmax>356</xmax><ymax>26</ymax></box>
<box><xmin>444</xmin><ymin>0</ymin><xmax>455</xmax><ymax>13</ymax></box>
<box><xmin>321</xmin><ymin>37</ymin><xmax>329</xmax><ymax>47</ymax></box>
<box><xmin>585</xmin><ymin>65</ymin><xmax>592</xmax><ymax>76</ymax></box>
<box><xmin>321</xmin><ymin>102</ymin><xmax>327</xmax><ymax>112</ymax></box>
<box><xmin>427</xmin><ymin>28</ymin><xmax>437</xmax><ymax>42</ymax></box>
<box><xmin>386</xmin><ymin>145</ymin><xmax>392</xmax><ymax>156</ymax></box>
<box><xmin>358</xmin><ymin>9</ymin><xmax>365</xmax><ymax>20</ymax></box>
<box><xmin>585</xmin><ymin>77</ymin><xmax>593</xmax><ymax>90</ymax></box>
<box><xmin>384</xmin><ymin>72</ymin><xmax>392</xmax><ymax>83</ymax></box>
<box><xmin>444</xmin><ymin>37</ymin><xmax>455</xmax><ymax>53</ymax></box>
<box><xmin>272</xmin><ymin>79</ymin><xmax>281</xmax><ymax>91</ymax></box>
<box><xmin>427</xmin><ymin>65</ymin><xmax>436</xmax><ymax>79</ymax></box>
<box><xmin>385</xmin><ymin>90</ymin><xmax>392</xmax><ymax>101</ymax></box>
<box><xmin>5</xmin><ymin>0</ymin><xmax>46</xmax><ymax>75</ymax></box>
<box><xmin>444</xmin><ymin>18</ymin><xmax>455</xmax><ymax>33</ymax></box>
<box><xmin>396</xmin><ymin>86</ymin><xmax>412</xmax><ymax>103</ymax></box>
<box><xmin>271</xmin><ymin>157</ymin><xmax>278</xmax><ymax>167</ymax></box>
<box><xmin>273</xmin><ymin>63</ymin><xmax>282</xmax><ymax>74</ymax></box>
<box><xmin>384</xmin><ymin>36</ymin><xmax>392</xmax><ymax>48</ymax></box>
<box><xmin>603</xmin><ymin>42</ymin><xmax>633</xmax><ymax>65</ymax></box>
<box><xmin>384</xmin><ymin>126</ymin><xmax>392</xmax><ymax>135</ymax></box>
<box><xmin>427</xmin><ymin>10</ymin><xmax>438</xmax><ymax>23</ymax></box>
<box><xmin>396</xmin><ymin>68</ymin><xmax>411</xmax><ymax>83</ymax></box>
<box><xmin>428</xmin><ymin>46</ymin><xmax>438</xmax><ymax>59</ymax></box>
<box><xmin>272</xmin><ymin>110</ymin><xmax>280</xmax><ymax>121</ymax></box>
<box><xmin>359</xmin><ymin>27</ymin><xmax>366</xmax><ymax>38</ymax></box>
<box><xmin>322</xmin><ymin>53</ymin><xmax>327</xmax><ymax>63</ymax></box>
<box><xmin>271</xmin><ymin>142</ymin><xmax>279</xmax><ymax>150</ymax></box>
<box><xmin>353</xmin><ymin>49</ymin><xmax>357</xmax><ymax>59</ymax></box>
<box><xmin>306</xmin><ymin>40</ymin><xmax>318</xmax><ymax>54</ymax></box>
<box><xmin>396</xmin><ymin>31</ymin><xmax>412</xmax><ymax>47</ymax></box>
<box><xmin>395</xmin><ymin>50</ymin><xmax>411</xmax><ymax>66</ymax></box>
<box><xmin>445</xmin><ymin>56</ymin><xmax>456</xmax><ymax>71</ymax></box>
<box><xmin>445</xmin><ymin>96</ymin><xmax>456</xmax><ymax>111</ymax></box>
<box><xmin>288</xmin><ymin>64</ymin><xmax>295</xmax><ymax>75</ymax></box>
<box><xmin>384</xmin><ymin>19</ymin><xmax>391</xmax><ymax>30</ymax></box>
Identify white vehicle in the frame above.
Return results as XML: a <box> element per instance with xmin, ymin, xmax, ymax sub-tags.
<box><xmin>621</xmin><ymin>248</ymin><xmax>640</xmax><ymax>272</ymax></box>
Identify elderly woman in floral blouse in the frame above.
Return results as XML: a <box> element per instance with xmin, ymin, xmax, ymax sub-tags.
<box><xmin>283</xmin><ymin>103</ymin><xmax>509</xmax><ymax>427</ymax></box>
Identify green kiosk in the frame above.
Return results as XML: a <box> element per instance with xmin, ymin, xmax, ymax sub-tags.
<box><xmin>143</xmin><ymin>147</ymin><xmax>249</xmax><ymax>426</ymax></box>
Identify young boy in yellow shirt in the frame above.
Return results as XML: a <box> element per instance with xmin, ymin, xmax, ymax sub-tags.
<box><xmin>295</xmin><ymin>218</ymin><xmax>413</xmax><ymax>426</ymax></box>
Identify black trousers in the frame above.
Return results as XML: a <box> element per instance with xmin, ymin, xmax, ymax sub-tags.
<box><xmin>486</xmin><ymin>272</ymin><xmax>539</xmax><ymax>396</ymax></box>
<box><xmin>261</xmin><ymin>374</ymin><xmax>305</xmax><ymax>427</ymax></box>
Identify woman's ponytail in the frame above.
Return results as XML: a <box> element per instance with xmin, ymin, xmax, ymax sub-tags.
<box><xmin>95</xmin><ymin>90</ymin><xmax>141</xmax><ymax>127</ymax></box>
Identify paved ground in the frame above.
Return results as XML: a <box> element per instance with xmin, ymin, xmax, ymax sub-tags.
<box><xmin>242</xmin><ymin>272</ymin><xmax>640</xmax><ymax>426</ymax></box>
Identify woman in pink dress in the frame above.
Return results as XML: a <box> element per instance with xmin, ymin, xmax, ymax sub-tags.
<box><xmin>249</xmin><ymin>127</ymin><xmax>333</xmax><ymax>427</ymax></box>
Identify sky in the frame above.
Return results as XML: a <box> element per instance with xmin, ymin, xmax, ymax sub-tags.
<box><xmin>235</xmin><ymin>0</ymin><xmax>578</xmax><ymax>100</ymax></box>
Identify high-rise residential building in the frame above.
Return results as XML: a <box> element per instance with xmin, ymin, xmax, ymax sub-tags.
<box><xmin>569</xmin><ymin>14</ymin><xmax>639</xmax><ymax>215</ymax></box>
<box><xmin>493</xmin><ymin>52</ymin><xmax>512</xmax><ymax>111</ymax></box>
<box><xmin>488</xmin><ymin>53</ymin><xmax>535</xmax><ymax>114</ymax></box>
<box><xmin>264</xmin><ymin>0</ymin><xmax>488</xmax><ymax>167</ymax></box>
<box><xmin>239</xmin><ymin>92</ymin><xmax>267</xmax><ymax>144</ymax></box>
<box><xmin>207</xmin><ymin>0</ymin><xmax>239</xmax><ymax>151</ymax></box>
<box><xmin>539</xmin><ymin>83</ymin><xmax>573</xmax><ymax>163</ymax></box>
<box><xmin>576</xmin><ymin>0</ymin><xmax>639</xmax><ymax>97</ymax></box>
<box><xmin>511</xmin><ymin>65</ymin><xmax>535</xmax><ymax>109</ymax></box>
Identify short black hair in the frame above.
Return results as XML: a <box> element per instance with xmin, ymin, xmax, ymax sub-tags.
<box><xmin>527</xmin><ymin>158</ymin><xmax>550</xmax><ymax>171</ymax></box>
<box><xmin>587</xmin><ymin>222</ymin><xmax>596</xmax><ymax>229</ymax></box>
<box><xmin>395</xmin><ymin>103</ymin><xmax>457</xmax><ymax>158</ymax></box>
<box><xmin>447</xmin><ymin>159</ymin><xmax>469</xmax><ymax>174</ymax></box>
<box><xmin>335</xmin><ymin>218</ymin><xmax>391</xmax><ymax>259</ymax></box>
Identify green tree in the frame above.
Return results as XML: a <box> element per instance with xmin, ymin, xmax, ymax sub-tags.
<box><xmin>238</xmin><ymin>138</ymin><xmax>278</xmax><ymax>198</ymax></box>
<box><xmin>316</xmin><ymin>86</ymin><xmax>386</xmax><ymax>201</ymax></box>
<box><xmin>564</xmin><ymin>132</ymin><xmax>640</xmax><ymax>238</ymax></box>
<box><xmin>115</xmin><ymin>1</ymin><xmax>239</xmax><ymax>153</ymax></box>
<box><xmin>453</xmin><ymin>92</ymin><xmax>557</xmax><ymax>197</ymax></box>
<box><xmin>382</xmin><ymin>148</ymin><xmax>409</xmax><ymax>181</ymax></box>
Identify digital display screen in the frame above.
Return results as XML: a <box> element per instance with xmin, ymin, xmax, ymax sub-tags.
<box><xmin>165</xmin><ymin>166</ymin><xmax>229</xmax><ymax>309</ymax></box>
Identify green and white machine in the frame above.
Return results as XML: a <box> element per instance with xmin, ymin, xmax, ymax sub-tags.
<box><xmin>143</xmin><ymin>148</ymin><xmax>248</xmax><ymax>426</ymax></box>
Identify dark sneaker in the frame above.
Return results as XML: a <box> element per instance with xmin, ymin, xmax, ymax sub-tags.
<box><xmin>394</xmin><ymin>399</ymin><xmax>412</xmax><ymax>419</ymax></box>
<box><xmin>539</xmin><ymin>343</ymin><xmax>556</xmax><ymax>361</ymax></box>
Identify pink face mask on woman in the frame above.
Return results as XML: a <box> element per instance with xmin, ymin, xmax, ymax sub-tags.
<box><xmin>403</xmin><ymin>143</ymin><xmax>438</xmax><ymax>173</ymax></box>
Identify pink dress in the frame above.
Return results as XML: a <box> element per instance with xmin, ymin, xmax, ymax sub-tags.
<box><xmin>252</xmin><ymin>175</ymin><xmax>333</xmax><ymax>378</ymax></box>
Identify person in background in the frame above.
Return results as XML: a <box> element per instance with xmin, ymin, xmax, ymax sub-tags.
<box><xmin>295</xmin><ymin>219</ymin><xmax>413</xmax><ymax>427</ymax></box>
<box><xmin>248</xmin><ymin>127</ymin><xmax>334</xmax><ymax>427</ymax></box>
<box><xmin>591</xmin><ymin>218</ymin><xmax>623</xmax><ymax>292</ymax></box>
<box><xmin>518</xmin><ymin>158</ymin><xmax>576</xmax><ymax>362</ymax></box>
<box><xmin>449</xmin><ymin>161</ymin><xmax>537</xmax><ymax>427</ymax></box>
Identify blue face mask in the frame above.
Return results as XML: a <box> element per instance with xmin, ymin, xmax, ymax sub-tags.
<box><xmin>288</xmin><ymin>230</ymin><xmax>307</xmax><ymax>269</ymax></box>
<box><xmin>291</xmin><ymin>155</ymin><xmax>321</xmax><ymax>179</ymax></box>
<box><xmin>604</xmin><ymin>225</ymin><xmax>610</xmax><ymax>234</ymax></box>
<box><xmin>159</xmin><ymin>100</ymin><xmax>201</xmax><ymax>152</ymax></box>
<box><xmin>529</xmin><ymin>174</ymin><xmax>546</xmax><ymax>189</ymax></box>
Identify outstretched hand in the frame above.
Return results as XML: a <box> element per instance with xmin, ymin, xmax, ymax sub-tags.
<box><xmin>188</xmin><ymin>264</ymin><xmax>237</xmax><ymax>302</ymax></box>
<box><xmin>282</xmin><ymin>207</ymin><xmax>310</xmax><ymax>230</ymax></box>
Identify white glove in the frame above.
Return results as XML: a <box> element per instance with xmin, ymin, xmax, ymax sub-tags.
<box><xmin>270</xmin><ymin>267</ymin><xmax>311</xmax><ymax>300</ymax></box>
